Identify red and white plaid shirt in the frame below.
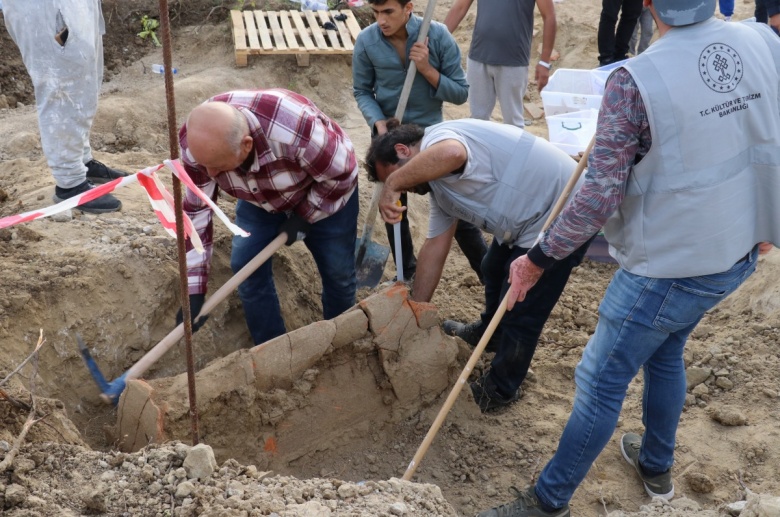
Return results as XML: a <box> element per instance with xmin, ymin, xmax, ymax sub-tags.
<box><xmin>180</xmin><ymin>89</ymin><xmax>358</xmax><ymax>294</ymax></box>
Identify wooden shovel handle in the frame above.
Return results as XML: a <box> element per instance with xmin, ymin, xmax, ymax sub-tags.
<box><xmin>125</xmin><ymin>233</ymin><xmax>288</xmax><ymax>380</ymax></box>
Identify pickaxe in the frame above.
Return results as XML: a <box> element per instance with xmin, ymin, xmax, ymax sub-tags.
<box><xmin>79</xmin><ymin>232</ymin><xmax>287</xmax><ymax>405</ymax></box>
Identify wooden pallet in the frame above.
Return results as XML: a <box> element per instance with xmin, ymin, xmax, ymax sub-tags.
<box><xmin>231</xmin><ymin>9</ymin><xmax>362</xmax><ymax>67</ymax></box>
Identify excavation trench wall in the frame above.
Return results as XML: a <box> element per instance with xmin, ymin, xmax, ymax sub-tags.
<box><xmin>115</xmin><ymin>284</ymin><xmax>461</xmax><ymax>468</ymax></box>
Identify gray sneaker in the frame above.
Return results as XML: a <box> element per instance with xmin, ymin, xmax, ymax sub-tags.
<box><xmin>475</xmin><ymin>486</ymin><xmax>570</xmax><ymax>517</ymax></box>
<box><xmin>620</xmin><ymin>433</ymin><xmax>674</xmax><ymax>500</ymax></box>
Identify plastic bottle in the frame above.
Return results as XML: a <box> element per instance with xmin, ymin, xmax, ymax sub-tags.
<box><xmin>151</xmin><ymin>64</ymin><xmax>177</xmax><ymax>75</ymax></box>
<box><xmin>300</xmin><ymin>0</ymin><xmax>329</xmax><ymax>10</ymax></box>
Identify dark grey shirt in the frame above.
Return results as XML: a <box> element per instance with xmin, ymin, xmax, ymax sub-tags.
<box><xmin>469</xmin><ymin>0</ymin><xmax>536</xmax><ymax>67</ymax></box>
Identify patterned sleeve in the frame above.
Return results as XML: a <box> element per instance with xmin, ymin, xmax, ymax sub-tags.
<box><xmin>533</xmin><ymin>68</ymin><xmax>652</xmax><ymax>263</ymax></box>
<box><xmin>179</xmin><ymin>125</ymin><xmax>217</xmax><ymax>295</ymax></box>
<box><xmin>294</xmin><ymin>111</ymin><xmax>359</xmax><ymax>223</ymax></box>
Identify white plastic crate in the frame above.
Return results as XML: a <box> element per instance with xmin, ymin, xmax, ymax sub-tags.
<box><xmin>545</xmin><ymin>108</ymin><xmax>599</xmax><ymax>156</ymax></box>
<box><xmin>541</xmin><ymin>69</ymin><xmax>605</xmax><ymax>117</ymax></box>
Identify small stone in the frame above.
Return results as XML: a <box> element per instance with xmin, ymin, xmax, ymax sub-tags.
<box><xmin>685</xmin><ymin>472</ymin><xmax>714</xmax><ymax>493</ymax></box>
<box><xmin>52</xmin><ymin>210</ymin><xmax>73</xmax><ymax>222</ymax></box>
<box><xmin>726</xmin><ymin>500</ymin><xmax>746</xmax><ymax>516</ymax></box>
<box><xmin>686</xmin><ymin>367</ymin><xmax>711</xmax><ymax>390</ymax></box>
<box><xmin>711</xmin><ymin>406</ymin><xmax>748</xmax><ymax>426</ymax></box>
<box><xmin>389</xmin><ymin>501</ymin><xmax>408</xmax><ymax>515</ymax></box>
<box><xmin>183</xmin><ymin>443</ymin><xmax>217</xmax><ymax>480</ymax></box>
<box><xmin>81</xmin><ymin>484</ymin><xmax>108</xmax><ymax>513</ymax></box>
<box><xmin>692</xmin><ymin>383</ymin><xmax>709</xmax><ymax>396</ymax></box>
<box><xmin>338</xmin><ymin>483</ymin><xmax>358</xmax><ymax>498</ymax></box>
<box><xmin>715</xmin><ymin>377</ymin><xmax>734</xmax><ymax>390</ymax></box>
<box><xmin>4</xmin><ymin>484</ymin><xmax>28</xmax><ymax>506</ymax></box>
<box><xmin>762</xmin><ymin>388</ymin><xmax>778</xmax><ymax>398</ymax></box>
<box><xmin>175</xmin><ymin>480</ymin><xmax>196</xmax><ymax>498</ymax></box>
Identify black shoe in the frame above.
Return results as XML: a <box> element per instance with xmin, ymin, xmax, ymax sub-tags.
<box><xmin>469</xmin><ymin>373</ymin><xmax>521</xmax><ymax>413</ymax></box>
<box><xmin>85</xmin><ymin>159</ymin><xmax>129</xmax><ymax>184</ymax></box>
<box><xmin>476</xmin><ymin>485</ymin><xmax>570</xmax><ymax>517</ymax></box>
<box><xmin>442</xmin><ymin>319</ymin><xmax>499</xmax><ymax>352</ymax></box>
<box><xmin>53</xmin><ymin>180</ymin><xmax>122</xmax><ymax>214</ymax></box>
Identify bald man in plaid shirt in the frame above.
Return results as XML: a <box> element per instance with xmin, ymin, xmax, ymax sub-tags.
<box><xmin>178</xmin><ymin>89</ymin><xmax>359</xmax><ymax>345</ymax></box>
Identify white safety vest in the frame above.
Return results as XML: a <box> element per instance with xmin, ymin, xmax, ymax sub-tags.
<box><xmin>427</xmin><ymin>119</ymin><xmax>579</xmax><ymax>247</ymax></box>
<box><xmin>609</xmin><ymin>18</ymin><xmax>780</xmax><ymax>277</ymax></box>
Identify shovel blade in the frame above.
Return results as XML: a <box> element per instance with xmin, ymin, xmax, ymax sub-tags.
<box><xmin>355</xmin><ymin>240</ymin><xmax>391</xmax><ymax>289</ymax></box>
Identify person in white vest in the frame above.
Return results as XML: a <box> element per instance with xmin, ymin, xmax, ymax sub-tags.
<box><xmin>478</xmin><ymin>0</ymin><xmax>780</xmax><ymax>515</ymax></box>
<box><xmin>365</xmin><ymin>118</ymin><xmax>592</xmax><ymax>414</ymax></box>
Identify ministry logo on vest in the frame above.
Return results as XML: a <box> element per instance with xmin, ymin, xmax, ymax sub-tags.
<box><xmin>699</xmin><ymin>44</ymin><xmax>743</xmax><ymax>93</ymax></box>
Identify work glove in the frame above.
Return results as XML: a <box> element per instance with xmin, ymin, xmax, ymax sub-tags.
<box><xmin>175</xmin><ymin>293</ymin><xmax>209</xmax><ymax>333</ymax></box>
<box><xmin>279</xmin><ymin>214</ymin><xmax>311</xmax><ymax>246</ymax></box>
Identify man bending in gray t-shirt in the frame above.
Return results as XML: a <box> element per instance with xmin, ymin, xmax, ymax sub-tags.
<box><xmin>365</xmin><ymin>118</ymin><xmax>592</xmax><ymax>413</ymax></box>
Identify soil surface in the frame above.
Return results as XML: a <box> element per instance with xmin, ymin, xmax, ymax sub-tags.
<box><xmin>1</xmin><ymin>0</ymin><xmax>779</xmax><ymax>516</ymax></box>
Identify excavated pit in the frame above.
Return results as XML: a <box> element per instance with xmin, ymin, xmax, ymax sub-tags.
<box><xmin>115</xmin><ymin>284</ymin><xmax>461</xmax><ymax>468</ymax></box>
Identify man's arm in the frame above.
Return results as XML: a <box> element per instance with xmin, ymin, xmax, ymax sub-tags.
<box><xmin>535</xmin><ymin>0</ymin><xmax>556</xmax><ymax>91</ymax></box>
<box><xmin>411</xmin><ymin>222</ymin><xmax>458</xmax><ymax>302</ymax></box>
<box><xmin>352</xmin><ymin>36</ymin><xmax>387</xmax><ymax>134</ymax></box>
<box><xmin>296</xmin><ymin>113</ymin><xmax>359</xmax><ymax>223</ymax></box>
<box><xmin>428</xmin><ymin>25</ymin><xmax>469</xmax><ymax>105</ymax></box>
<box><xmin>179</xmin><ymin>127</ymin><xmax>218</xmax><ymax>296</ymax></box>
<box><xmin>444</xmin><ymin>0</ymin><xmax>475</xmax><ymax>33</ymax></box>
<box><xmin>410</xmin><ymin>39</ymin><xmax>442</xmax><ymax>91</ymax></box>
<box><xmin>508</xmin><ymin>69</ymin><xmax>649</xmax><ymax>308</ymax></box>
<box><xmin>378</xmin><ymin>139</ymin><xmax>468</xmax><ymax>223</ymax></box>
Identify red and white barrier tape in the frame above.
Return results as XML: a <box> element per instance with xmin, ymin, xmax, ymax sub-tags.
<box><xmin>163</xmin><ymin>160</ymin><xmax>249</xmax><ymax>238</ymax></box>
<box><xmin>0</xmin><ymin>160</ymin><xmax>249</xmax><ymax>254</ymax></box>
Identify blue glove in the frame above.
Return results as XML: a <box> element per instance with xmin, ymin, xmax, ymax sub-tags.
<box><xmin>279</xmin><ymin>214</ymin><xmax>311</xmax><ymax>246</ymax></box>
<box><xmin>175</xmin><ymin>293</ymin><xmax>209</xmax><ymax>333</ymax></box>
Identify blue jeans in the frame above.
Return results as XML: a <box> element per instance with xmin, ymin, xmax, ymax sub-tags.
<box><xmin>230</xmin><ymin>189</ymin><xmax>359</xmax><ymax>345</ymax></box>
<box><xmin>480</xmin><ymin>239</ymin><xmax>591</xmax><ymax>398</ymax></box>
<box><xmin>535</xmin><ymin>248</ymin><xmax>758</xmax><ymax>508</ymax></box>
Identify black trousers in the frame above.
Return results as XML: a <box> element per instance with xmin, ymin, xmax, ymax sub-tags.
<box><xmin>597</xmin><ymin>0</ymin><xmax>644</xmax><ymax>65</ymax></box>
<box><xmin>481</xmin><ymin>238</ymin><xmax>593</xmax><ymax>398</ymax></box>
<box><xmin>384</xmin><ymin>192</ymin><xmax>488</xmax><ymax>282</ymax></box>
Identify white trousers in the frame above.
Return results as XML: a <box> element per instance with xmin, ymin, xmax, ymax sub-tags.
<box><xmin>466</xmin><ymin>58</ymin><xmax>529</xmax><ymax>128</ymax></box>
<box><xmin>3</xmin><ymin>0</ymin><xmax>104</xmax><ymax>188</ymax></box>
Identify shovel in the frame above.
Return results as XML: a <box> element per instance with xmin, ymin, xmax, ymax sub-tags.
<box><xmin>355</xmin><ymin>187</ymin><xmax>390</xmax><ymax>289</ymax></box>
<box><xmin>80</xmin><ymin>232</ymin><xmax>288</xmax><ymax>405</ymax></box>
<box><xmin>354</xmin><ymin>0</ymin><xmax>438</xmax><ymax>289</ymax></box>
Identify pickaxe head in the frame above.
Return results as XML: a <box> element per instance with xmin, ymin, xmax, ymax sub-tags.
<box><xmin>75</xmin><ymin>334</ymin><xmax>127</xmax><ymax>407</ymax></box>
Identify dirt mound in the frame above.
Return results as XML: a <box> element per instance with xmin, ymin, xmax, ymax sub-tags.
<box><xmin>0</xmin><ymin>441</ymin><xmax>458</xmax><ymax>516</ymax></box>
<box><xmin>115</xmin><ymin>286</ymin><xmax>461</xmax><ymax>468</ymax></box>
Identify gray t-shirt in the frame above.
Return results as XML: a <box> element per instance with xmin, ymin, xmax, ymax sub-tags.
<box><xmin>469</xmin><ymin>0</ymin><xmax>536</xmax><ymax>67</ymax></box>
<box><xmin>422</xmin><ymin>128</ymin><xmax>494</xmax><ymax>239</ymax></box>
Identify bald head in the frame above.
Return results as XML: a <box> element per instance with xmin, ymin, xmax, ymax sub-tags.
<box><xmin>186</xmin><ymin>101</ymin><xmax>252</xmax><ymax>177</ymax></box>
